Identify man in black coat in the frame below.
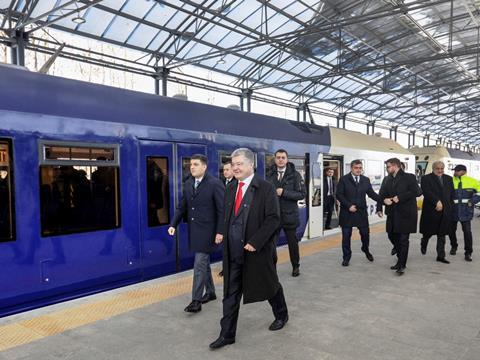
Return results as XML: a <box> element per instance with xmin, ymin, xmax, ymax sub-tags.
<box><xmin>323</xmin><ymin>168</ymin><xmax>337</xmax><ymax>229</ymax></box>
<box><xmin>336</xmin><ymin>159</ymin><xmax>383</xmax><ymax>266</ymax></box>
<box><xmin>222</xmin><ymin>161</ymin><xmax>235</xmax><ymax>187</ymax></box>
<box><xmin>266</xmin><ymin>149</ymin><xmax>306</xmax><ymax>276</ymax></box>
<box><xmin>210</xmin><ymin>148</ymin><xmax>288</xmax><ymax>350</ymax></box>
<box><xmin>419</xmin><ymin>161</ymin><xmax>454</xmax><ymax>263</ymax></box>
<box><xmin>380</xmin><ymin>158</ymin><xmax>421</xmax><ymax>275</ymax></box>
<box><xmin>168</xmin><ymin>154</ymin><xmax>224</xmax><ymax>313</ymax></box>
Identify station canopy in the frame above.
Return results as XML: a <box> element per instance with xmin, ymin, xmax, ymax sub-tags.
<box><xmin>1</xmin><ymin>0</ymin><xmax>480</xmax><ymax>146</ymax></box>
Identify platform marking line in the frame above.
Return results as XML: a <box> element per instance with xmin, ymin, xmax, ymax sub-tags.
<box><xmin>0</xmin><ymin>224</ymin><xmax>384</xmax><ymax>352</ymax></box>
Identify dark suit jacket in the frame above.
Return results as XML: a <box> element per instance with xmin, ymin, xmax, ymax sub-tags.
<box><xmin>380</xmin><ymin>170</ymin><xmax>420</xmax><ymax>234</ymax></box>
<box><xmin>223</xmin><ymin>175</ymin><xmax>281</xmax><ymax>304</ymax></box>
<box><xmin>323</xmin><ymin>175</ymin><xmax>337</xmax><ymax>203</ymax></box>
<box><xmin>419</xmin><ymin>173</ymin><xmax>454</xmax><ymax>236</ymax></box>
<box><xmin>170</xmin><ymin>172</ymin><xmax>224</xmax><ymax>253</ymax></box>
<box><xmin>336</xmin><ymin>174</ymin><xmax>382</xmax><ymax>228</ymax></box>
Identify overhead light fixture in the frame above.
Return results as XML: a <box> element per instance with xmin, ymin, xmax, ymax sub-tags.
<box><xmin>217</xmin><ymin>57</ymin><xmax>226</xmax><ymax>64</ymax></box>
<box><xmin>72</xmin><ymin>14</ymin><xmax>86</xmax><ymax>24</ymax></box>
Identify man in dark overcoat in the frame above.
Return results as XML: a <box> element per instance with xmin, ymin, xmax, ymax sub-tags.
<box><xmin>323</xmin><ymin>168</ymin><xmax>337</xmax><ymax>229</ymax></box>
<box><xmin>419</xmin><ymin>161</ymin><xmax>454</xmax><ymax>263</ymax></box>
<box><xmin>209</xmin><ymin>148</ymin><xmax>288</xmax><ymax>350</ymax></box>
<box><xmin>266</xmin><ymin>149</ymin><xmax>306</xmax><ymax>277</ymax></box>
<box><xmin>168</xmin><ymin>154</ymin><xmax>224</xmax><ymax>313</ymax></box>
<box><xmin>336</xmin><ymin>159</ymin><xmax>383</xmax><ymax>266</ymax></box>
<box><xmin>380</xmin><ymin>158</ymin><xmax>421</xmax><ymax>275</ymax></box>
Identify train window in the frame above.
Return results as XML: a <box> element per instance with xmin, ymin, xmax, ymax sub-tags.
<box><xmin>39</xmin><ymin>142</ymin><xmax>120</xmax><ymax>237</ymax></box>
<box><xmin>147</xmin><ymin>157</ymin><xmax>170</xmax><ymax>227</ymax></box>
<box><xmin>0</xmin><ymin>139</ymin><xmax>15</xmax><ymax>242</ymax></box>
<box><xmin>218</xmin><ymin>152</ymin><xmax>232</xmax><ymax>183</ymax></box>
<box><xmin>181</xmin><ymin>157</ymin><xmax>191</xmax><ymax>187</ymax></box>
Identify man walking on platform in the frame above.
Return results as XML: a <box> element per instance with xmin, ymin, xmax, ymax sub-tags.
<box><xmin>323</xmin><ymin>168</ymin><xmax>337</xmax><ymax>230</ymax></box>
<box><xmin>210</xmin><ymin>148</ymin><xmax>288</xmax><ymax>350</ymax></box>
<box><xmin>449</xmin><ymin>164</ymin><xmax>480</xmax><ymax>261</ymax></box>
<box><xmin>336</xmin><ymin>159</ymin><xmax>383</xmax><ymax>266</ymax></box>
<box><xmin>419</xmin><ymin>161</ymin><xmax>454</xmax><ymax>263</ymax></box>
<box><xmin>266</xmin><ymin>149</ymin><xmax>306</xmax><ymax>276</ymax></box>
<box><xmin>380</xmin><ymin>158</ymin><xmax>420</xmax><ymax>276</ymax></box>
<box><xmin>168</xmin><ymin>154</ymin><xmax>224</xmax><ymax>313</ymax></box>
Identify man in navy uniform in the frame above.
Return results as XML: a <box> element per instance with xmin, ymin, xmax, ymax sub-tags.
<box><xmin>335</xmin><ymin>159</ymin><xmax>382</xmax><ymax>266</ymax></box>
<box><xmin>210</xmin><ymin>148</ymin><xmax>288</xmax><ymax>350</ymax></box>
<box><xmin>168</xmin><ymin>154</ymin><xmax>224</xmax><ymax>313</ymax></box>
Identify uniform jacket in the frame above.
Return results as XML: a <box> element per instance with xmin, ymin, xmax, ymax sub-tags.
<box><xmin>452</xmin><ymin>175</ymin><xmax>480</xmax><ymax>222</ymax></box>
<box><xmin>170</xmin><ymin>172</ymin><xmax>224</xmax><ymax>253</ymax></box>
<box><xmin>336</xmin><ymin>173</ymin><xmax>382</xmax><ymax>228</ymax></box>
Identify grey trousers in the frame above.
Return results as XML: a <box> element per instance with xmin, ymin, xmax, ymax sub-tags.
<box><xmin>192</xmin><ymin>252</ymin><xmax>215</xmax><ymax>301</ymax></box>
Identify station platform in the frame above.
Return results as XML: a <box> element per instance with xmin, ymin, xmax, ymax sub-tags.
<box><xmin>0</xmin><ymin>219</ymin><xmax>479</xmax><ymax>360</ymax></box>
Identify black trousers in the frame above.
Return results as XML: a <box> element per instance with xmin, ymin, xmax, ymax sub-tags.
<box><xmin>220</xmin><ymin>261</ymin><xmax>288</xmax><ymax>339</ymax></box>
<box><xmin>449</xmin><ymin>221</ymin><xmax>473</xmax><ymax>255</ymax></box>
<box><xmin>324</xmin><ymin>195</ymin><xmax>335</xmax><ymax>228</ymax></box>
<box><xmin>282</xmin><ymin>227</ymin><xmax>300</xmax><ymax>268</ymax></box>
<box><xmin>421</xmin><ymin>235</ymin><xmax>446</xmax><ymax>259</ymax></box>
<box><xmin>390</xmin><ymin>233</ymin><xmax>410</xmax><ymax>268</ymax></box>
<box><xmin>341</xmin><ymin>226</ymin><xmax>370</xmax><ymax>261</ymax></box>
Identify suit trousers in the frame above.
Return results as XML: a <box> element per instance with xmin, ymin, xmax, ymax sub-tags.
<box><xmin>192</xmin><ymin>252</ymin><xmax>215</xmax><ymax>301</ymax></box>
<box><xmin>220</xmin><ymin>261</ymin><xmax>288</xmax><ymax>339</ymax></box>
<box><xmin>283</xmin><ymin>227</ymin><xmax>300</xmax><ymax>268</ymax></box>
<box><xmin>421</xmin><ymin>235</ymin><xmax>446</xmax><ymax>259</ymax></box>
<box><xmin>391</xmin><ymin>233</ymin><xmax>410</xmax><ymax>267</ymax></box>
<box><xmin>449</xmin><ymin>221</ymin><xmax>473</xmax><ymax>255</ymax></box>
<box><xmin>341</xmin><ymin>226</ymin><xmax>370</xmax><ymax>261</ymax></box>
<box><xmin>324</xmin><ymin>195</ymin><xmax>335</xmax><ymax>228</ymax></box>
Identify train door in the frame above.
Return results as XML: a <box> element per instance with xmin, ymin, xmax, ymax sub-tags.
<box><xmin>139</xmin><ymin>141</ymin><xmax>206</xmax><ymax>279</ymax></box>
<box><xmin>323</xmin><ymin>155</ymin><xmax>344</xmax><ymax>233</ymax></box>
<box><xmin>309</xmin><ymin>153</ymin><xmax>323</xmax><ymax>238</ymax></box>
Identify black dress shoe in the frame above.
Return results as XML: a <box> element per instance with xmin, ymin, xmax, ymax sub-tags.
<box><xmin>342</xmin><ymin>260</ymin><xmax>349</xmax><ymax>267</ymax></box>
<box><xmin>209</xmin><ymin>336</ymin><xmax>235</xmax><ymax>350</ymax></box>
<box><xmin>201</xmin><ymin>293</ymin><xmax>217</xmax><ymax>304</ymax></box>
<box><xmin>450</xmin><ymin>247</ymin><xmax>457</xmax><ymax>255</ymax></box>
<box><xmin>269</xmin><ymin>315</ymin><xmax>288</xmax><ymax>331</ymax></box>
<box><xmin>465</xmin><ymin>254</ymin><xmax>472</xmax><ymax>262</ymax></box>
<box><xmin>420</xmin><ymin>241</ymin><xmax>427</xmax><ymax>255</ymax></box>
<box><xmin>184</xmin><ymin>300</ymin><xmax>202</xmax><ymax>313</ymax></box>
<box><xmin>365</xmin><ymin>252</ymin><xmax>374</xmax><ymax>262</ymax></box>
<box><xmin>325</xmin><ymin>226</ymin><xmax>332</xmax><ymax>230</ymax></box>
<box><xmin>436</xmin><ymin>258</ymin><xmax>450</xmax><ymax>264</ymax></box>
<box><xmin>219</xmin><ymin>270</ymin><xmax>224</xmax><ymax>277</ymax></box>
<box><xmin>396</xmin><ymin>267</ymin><xmax>405</xmax><ymax>275</ymax></box>
<box><xmin>390</xmin><ymin>264</ymin><xmax>400</xmax><ymax>270</ymax></box>
<box><xmin>391</xmin><ymin>248</ymin><xmax>397</xmax><ymax>256</ymax></box>
<box><xmin>292</xmin><ymin>267</ymin><xmax>300</xmax><ymax>277</ymax></box>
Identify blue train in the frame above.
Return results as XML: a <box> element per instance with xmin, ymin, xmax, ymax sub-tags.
<box><xmin>0</xmin><ymin>66</ymin><xmax>335</xmax><ymax>317</ymax></box>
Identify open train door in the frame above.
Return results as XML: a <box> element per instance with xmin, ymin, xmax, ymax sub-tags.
<box><xmin>308</xmin><ymin>152</ymin><xmax>323</xmax><ymax>238</ymax></box>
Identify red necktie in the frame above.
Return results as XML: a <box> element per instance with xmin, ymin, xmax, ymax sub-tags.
<box><xmin>234</xmin><ymin>182</ymin><xmax>245</xmax><ymax>215</ymax></box>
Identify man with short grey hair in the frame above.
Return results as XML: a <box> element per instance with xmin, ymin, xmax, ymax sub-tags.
<box><xmin>210</xmin><ymin>147</ymin><xmax>288</xmax><ymax>350</ymax></box>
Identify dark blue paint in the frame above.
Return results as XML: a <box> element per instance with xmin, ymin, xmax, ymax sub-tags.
<box><xmin>0</xmin><ymin>66</ymin><xmax>331</xmax><ymax>316</ymax></box>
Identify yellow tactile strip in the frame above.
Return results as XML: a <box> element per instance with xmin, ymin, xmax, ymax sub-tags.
<box><xmin>0</xmin><ymin>223</ymin><xmax>384</xmax><ymax>352</ymax></box>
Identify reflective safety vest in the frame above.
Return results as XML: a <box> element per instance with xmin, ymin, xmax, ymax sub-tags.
<box><xmin>452</xmin><ymin>175</ymin><xmax>480</xmax><ymax>222</ymax></box>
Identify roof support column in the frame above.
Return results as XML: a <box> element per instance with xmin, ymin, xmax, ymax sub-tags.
<box><xmin>9</xmin><ymin>30</ymin><xmax>27</xmax><ymax>66</ymax></box>
<box><xmin>240</xmin><ymin>89</ymin><xmax>252</xmax><ymax>112</ymax></box>
<box><xmin>423</xmin><ymin>134</ymin><xmax>430</xmax><ymax>147</ymax></box>
<box><xmin>408</xmin><ymin>130</ymin><xmax>416</xmax><ymax>148</ymax></box>
<box><xmin>389</xmin><ymin>126</ymin><xmax>398</xmax><ymax>142</ymax></box>
<box><xmin>154</xmin><ymin>67</ymin><xmax>169</xmax><ymax>96</ymax></box>
<box><xmin>367</xmin><ymin>120</ymin><xmax>375</xmax><ymax>135</ymax></box>
<box><xmin>297</xmin><ymin>103</ymin><xmax>307</xmax><ymax>122</ymax></box>
<box><xmin>336</xmin><ymin>113</ymin><xmax>346</xmax><ymax>129</ymax></box>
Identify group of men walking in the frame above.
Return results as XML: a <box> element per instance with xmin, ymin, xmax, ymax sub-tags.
<box><xmin>168</xmin><ymin>148</ymin><xmax>479</xmax><ymax>350</ymax></box>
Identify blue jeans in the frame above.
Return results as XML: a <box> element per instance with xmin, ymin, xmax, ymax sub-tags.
<box><xmin>192</xmin><ymin>252</ymin><xmax>215</xmax><ymax>301</ymax></box>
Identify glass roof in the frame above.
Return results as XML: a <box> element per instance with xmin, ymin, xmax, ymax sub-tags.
<box><xmin>1</xmin><ymin>0</ymin><xmax>480</xmax><ymax>145</ymax></box>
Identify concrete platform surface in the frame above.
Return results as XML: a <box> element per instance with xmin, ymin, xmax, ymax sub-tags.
<box><xmin>0</xmin><ymin>219</ymin><xmax>479</xmax><ymax>360</ymax></box>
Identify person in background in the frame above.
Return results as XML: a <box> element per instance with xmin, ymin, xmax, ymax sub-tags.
<box><xmin>323</xmin><ymin>168</ymin><xmax>337</xmax><ymax>230</ymax></box>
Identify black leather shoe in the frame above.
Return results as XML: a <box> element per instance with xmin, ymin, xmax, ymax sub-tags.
<box><xmin>269</xmin><ymin>315</ymin><xmax>288</xmax><ymax>331</ymax></box>
<box><xmin>365</xmin><ymin>252</ymin><xmax>374</xmax><ymax>262</ymax></box>
<box><xmin>184</xmin><ymin>300</ymin><xmax>202</xmax><ymax>313</ymax></box>
<box><xmin>390</xmin><ymin>264</ymin><xmax>400</xmax><ymax>270</ymax></box>
<box><xmin>465</xmin><ymin>254</ymin><xmax>472</xmax><ymax>262</ymax></box>
<box><xmin>325</xmin><ymin>226</ymin><xmax>332</xmax><ymax>230</ymax></box>
<box><xmin>450</xmin><ymin>247</ymin><xmax>457</xmax><ymax>255</ymax></box>
<box><xmin>342</xmin><ymin>260</ymin><xmax>349</xmax><ymax>267</ymax></box>
<box><xmin>396</xmin><ymin>267</ymin><xmax>405</xmax><ymax>275</ymax></box>
<box><xmin>391</xmin><ymin>248</ymin><xmax>397</xmax><ymax>256</ymax></box>
<box><xmin>201</xmin><ymin>293</ymin><xmax>217</xmax><ymax>304</ymax></box>
<box><xmin>219</xmin><ymin>270</ymin><xmax>223</xmax><ymax>277</ymax></box>
<box><xmin>292</xmin><ymin>267</ymin><xmax>300</xmax><ymax>277</ymax></box>
<box><xmin>209</xmin><ymin>336</ymin><xmax>235</xmax><ymax>350</ymax></box>
<box><xmin>420</xmin><ymin>240</ymin><xmax>427</xmax><ymax>255</ymax></box>
<box><xmin>436</xmin><ymin>258</ymin><xmax>450</xmax><ymax>264</ymax></box>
